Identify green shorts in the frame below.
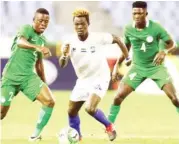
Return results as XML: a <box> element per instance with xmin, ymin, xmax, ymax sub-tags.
<box><xmin>1</xmin><ymin>74</ymin><xmax>44</xmax><ymax>106</ymax></box>
<box><xmin>122</xmin><ymin>65</ymin><xmax>172</xmax><ymax>90</ymax></box>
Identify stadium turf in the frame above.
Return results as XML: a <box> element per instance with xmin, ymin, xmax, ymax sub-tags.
<box><xmin>1</xmin><ymin>91</ymin><xmax>179</xmax><ymax>144</ymax></box>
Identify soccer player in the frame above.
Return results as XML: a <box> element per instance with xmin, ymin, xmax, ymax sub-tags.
<box><xmin>108</xmin><ymin>1</ymin><xmax>179</xmax><ymax>126</ymax></box>
<box><xmin>0</xmin><ymin>8</ymin><xmax>55</xmax><ymax>141</ymax></box>
<box><xmin>59</xmin><ymin>8</ymin><xmax>130</xmax><ymax>141</ymax></box>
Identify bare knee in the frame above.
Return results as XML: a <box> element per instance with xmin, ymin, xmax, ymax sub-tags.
<box><xmin>85</xmin><ymin>106</ymin><xmax>96</xmax><ymax>115</ymax></box>
<box><xmin>114</xmin><ymin>91</ymin><xmax>127</xmax><ymax>105</ymax></box>
<box><xmin>68</xmin><ymin>107</ymin><xmax>78</xmax><ymax>117</ymax></box>
<box><xmin>171</xmin><ymin>97</ymin><xmax>179</xmax><ymax>107</ymax></box>
<box><xmin>0</xmin><ymin>106</ymin><xmax>10</xmax><ymax>120</ymax></box>
<box><xmin>44</xmin><ymin>99</ymin><xmax>55</xmax><ymax>107</ymax></box>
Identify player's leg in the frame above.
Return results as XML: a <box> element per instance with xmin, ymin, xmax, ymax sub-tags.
<box><xmin>0</xmin><ymin>78</ymin><xmax>19</xmax><ymax>119</ymax></box>
<box><xmin>151</xmin><ymin>66</ymin><xmax>179</xmax><ymax>113</ymax></box>
<box><xmin>68</xmin><ymin>100</ymin><xmax>84</xmax><ymax>138</ymax></box>
<box><xmin>84</xmin><ymin>79</ymin><xmax>117</xmax><ymax>141</ymax></box>
<box><xmin>162</xmin><ymin>83</ymin><xmax>179</xmax><ymax>113</ymax></box>
<box><xmin>21</xmin><ymin>75</ymin><xmax>55</xmax><ymax>139</ymax></box>
<box><xmin>108</xmin><ymin>82</ymin><xmax>134</xmax><ymax>123</ymax></box>
<box><xmin>108</xmin><ymin>66</ymin><xmax>145</xmax><ymax>123</ymax></box>
<box><xmin>85</xmin><ymin>93</ymin><xmax>117</xmax><ymax>141</ymax></box>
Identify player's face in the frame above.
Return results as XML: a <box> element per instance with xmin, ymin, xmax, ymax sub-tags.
<box><xmin>132</xmin><ymin>8</ymin><xmax>147</xmax><ymax>25</ymax></box>
<box><xmin>33</xmin><ymin>13</ymin><xmax>49</xmax><ymax>33</ymax></box>
<box><xmin>73</xmin><ymin>17</ymin><xmax>88</xmax><ymax>36</ymax></box>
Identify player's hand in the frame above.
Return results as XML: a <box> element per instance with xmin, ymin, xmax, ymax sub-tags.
<box><xmin>153</xmin><ymin>51</ymin><xmax>166</xmax><ymax>66</ymax></box>
<box><xmin>111</xmin><ymin>64</ymin><xmax>121</xmax><ymax>82</ymax></box>
<box><xmin>125</xmin><ymin>57</ymin><xmax>132</xmax><ymax>66</ymax></box>
<box><xmin>63</xmin><ymin>43</ymin><xmax>70</xmax><ymax>56</ymax></box>
<box><xmin>36</xmin><ymin>46</ymin><xmax>52</xmax><ymax>57</ymax></box>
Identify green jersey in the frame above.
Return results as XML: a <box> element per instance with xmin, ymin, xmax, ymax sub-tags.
<box><xmin>124</xmin><ymin>20</ymin><xmax>171</xmax><ymax>68</ymax></box>
<box><xmin>2</xmin><ymin>25</ymin><xmax>46</xmax><ymax>81</ymax></box>
<box><xmin>160</xmin><ymin>40</ymin><xmax>179</xmax><ymax>50</ymax></box>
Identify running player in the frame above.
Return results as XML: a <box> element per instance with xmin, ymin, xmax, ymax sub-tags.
<box><xmin>1</xmin><ymin>8</ymin><xmax>55</xmax><ymax>141</ymax></box>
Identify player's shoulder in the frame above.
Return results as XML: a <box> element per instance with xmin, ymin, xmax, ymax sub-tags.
<box><xmin>149</xmin><ymin>19</ymin><xmax>163</xmax><ymax>28</ymax></box>
<box><xmin>19</xmin><ymin>24</ymin><xmax>32</xmax><ymax>30</ymax></box>
<box><xmin>90</xmin><ymin>32</ymin><xmax>111</xmax><ymax>37</ymax></box>
<box><xmin>124</xmin><ymin>22</ymin><xmax>134</xmax><ymax>32</ymax></box>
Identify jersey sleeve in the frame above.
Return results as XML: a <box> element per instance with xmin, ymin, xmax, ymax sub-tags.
<box><xmin>123</xmin><ymin>27</ymin><xmax>130</xmax><ymax>45</ymax></box>
<box><xmin>17</xmin><ymin>25</ymin><xmax>32</xmax><ymax>40</ymax></box>
<box><xmin>157</xmin><ymin>23</ymin><xmax>171</xmax><ymax>42</ymax></box>
<box><xmin>159</xmin><ymin>40</ymin><xmax>166</xmax><ymax>50</ymax></box>
<box><xmin>101</xmin><ymin>33</ymin><xmax>113</xmax><ymax>44</ymax></box>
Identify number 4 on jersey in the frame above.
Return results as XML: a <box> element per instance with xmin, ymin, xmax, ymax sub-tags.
<box><xmin>140</xmin><ymin>43</ymin><xmax>146</xmax><ymax>52</ymax></box>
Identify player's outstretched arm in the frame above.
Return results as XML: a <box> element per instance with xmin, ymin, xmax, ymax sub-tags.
<box><xmin>45</xmin><ymin>41</ymin><xmax>62</xmax><ymax>57</ymax></box>
<box><xmin>59</xmin><ymin>44</ymin><xmax>70</xmax><ymax>68</ymax></box>
<box><xmin>17</xmin><ymin>37</ymin><xmax>51</xmax><ymax>57</ymax></box>
<box><xmin>35</xmin><ymin>56</ymin><xmax>46</xmax><ymax>82</ymax></box>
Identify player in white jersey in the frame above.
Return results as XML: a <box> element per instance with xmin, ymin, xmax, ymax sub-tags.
<box><xmin>59</xmin><ymin>8</ymin><xmax>130</xmax><ymax>141</ymax></box>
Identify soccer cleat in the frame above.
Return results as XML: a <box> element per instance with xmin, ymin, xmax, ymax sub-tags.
<box><xmin>28</xmin><ymin>135</ymin><xmax>42</xmax><ymax>142</ymax></box>
<box><xmin>105</xmin><ymin>124</ymin><xmax>117</xmax><ymax>141</ymax></box>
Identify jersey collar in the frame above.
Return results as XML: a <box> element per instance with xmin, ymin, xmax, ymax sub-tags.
<box><xmin>132</xmin><ymin>19</ymin><xmax>149</xmax><ymax>28</ymax></box>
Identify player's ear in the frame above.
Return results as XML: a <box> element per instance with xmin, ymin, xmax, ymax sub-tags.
<box><xmin>33</xmin><ymin>17</ymin><xmax>35</xmax><ymax>21</ymax></box>
<box><xmin>146</xmin><ymin>12</ymin><xmax>148</xmax><ymax>16</ymax></box>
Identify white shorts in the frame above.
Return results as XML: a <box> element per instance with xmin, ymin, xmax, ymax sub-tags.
<box><xmin>70</xmin><ymin>77</ymin><xmax>110</xmax><ymax>102</ymax></box>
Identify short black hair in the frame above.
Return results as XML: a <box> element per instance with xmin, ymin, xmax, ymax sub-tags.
<box><xmin>36</xmin><ymin>8</ymin><xmax>49</xmax><ymax>15</ymax></box>
<box><xmin>132</xmin><ymin>1</ymin><xmax>147</xmax><ymax>9</ymax></box>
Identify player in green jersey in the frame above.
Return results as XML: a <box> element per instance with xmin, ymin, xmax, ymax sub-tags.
<box><xmin>1</xmin><ymin>8</ymin><xmax>55</xmax><ymax>141</ymax></box>
<box><xmin>108</xmin><ymin>1</ymin><xmax>179</xmax><ymax>125</ymax></box>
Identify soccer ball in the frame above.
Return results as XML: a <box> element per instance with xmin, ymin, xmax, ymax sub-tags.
<box><xmin>58</xmin><ymin>127</ymin><xmax>80</xmax><ymax>144</ymax></box>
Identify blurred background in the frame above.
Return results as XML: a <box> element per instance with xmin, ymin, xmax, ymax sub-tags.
<box><xmin>1</xmin><ymin>1</ymin><xmax>179</xmax><ymax>144</ymax></box>
<box><xmin>1</xmin><ymin>1</ymin><xmax>179</xmax><ymax>93</ymax></box>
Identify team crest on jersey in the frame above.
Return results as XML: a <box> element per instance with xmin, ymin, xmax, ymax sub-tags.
<box><xmin>90</xmin><ymin>46</ymin><xmax>95</xmax><ymax>53</ymax></box>
<box><xmin>146</xmin><ymin>36</ymin><xmax>153</xmax><ymax>43</ymax></box>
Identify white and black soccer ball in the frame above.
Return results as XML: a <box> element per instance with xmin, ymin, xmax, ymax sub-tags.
<box><xmin>58</xmin><ymin>127</ymin><xmax>79</xmax><ymax>144</ymax></box>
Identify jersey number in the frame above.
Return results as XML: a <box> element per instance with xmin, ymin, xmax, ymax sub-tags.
<box><xmin>129</xmin><ymin>72</ymin><xmax>137</xmax><ymax>80</ymax></box>
<box><xmin>140</xmin><ymin>43</ymin><xmax>146</xmax><ymax>52</ymax></box>
<box><xmin>8</xmin><ymin>92</ymin><xmax>14</xmax><ymax>101</ymax></box>
<box><xmin>33</xmin><ymin>51</ymin><xmax>38</xmax><ymax>61</ymax></box>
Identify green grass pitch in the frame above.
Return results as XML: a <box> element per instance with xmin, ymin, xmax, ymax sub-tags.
<box><xmin>1</xmin><ymin>91</ymin><xmax>179</xmax><ymax>144</ymax></box>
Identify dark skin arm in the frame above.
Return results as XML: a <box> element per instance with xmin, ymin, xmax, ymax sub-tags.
<box><xmin>35</xmin><ymin>56</ymin><xmax>46</xmax><ymax>83</ymax></box>
<box><xmin>153</xmin><ymin>39</ymin><xmax>176</xmax><ymax>66</ymax></box>
<box><xmin>112</xmin><ymin>43</ymin><xmax>131</xmax><ymax>82</ymax></box>
<box><xmin>112</xmin><ymin>35</ymin><xmax>129</xmax><ymax>60</ymax></box>
<box><xmin>17</xmin><ymin>37</ymin><xmax>51</xmax><ymax>56</ymax></box>
<box><xmin>45</xmin><ymin>41</ymin><xmax>62</xmax><ymax>57</ymax></box>
<box><xmin>59</xmin><ymin>44</ymin><xmax>70</xmax><ymax>68</ymax></box>
<box><xmin>117</xmin><ymin>43</ymin><xmax>131</xmax><ymax>66</ymax></box>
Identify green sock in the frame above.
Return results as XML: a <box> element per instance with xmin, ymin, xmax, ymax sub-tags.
<box><xmin>32</xmin><ymin>106</ymin><xmax>53</xmax><ymax>137</ymax></box>
<box><xmin>177</xmin><ymin>107</ymin><xmax>179</xmax><ymax>113</ymax></box>
<box><xmin>108</xmin><ymin>105</ymin><xmax>120</xmax><ymax>123</ymax></box>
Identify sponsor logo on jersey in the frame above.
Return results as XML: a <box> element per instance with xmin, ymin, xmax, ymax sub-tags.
<box><xmin>31</xmin><ymin>38</ymin><xmax>38</xmax><ymax>42</ymax></box>
<box><xmin>81</xmin><ymin>48</ymin><xmax>87</xmax><ymax>52</ymax></box>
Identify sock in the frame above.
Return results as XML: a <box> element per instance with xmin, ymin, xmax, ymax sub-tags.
<box><xmin>69</xmin><ymin>115</ymin><xmax>81</xmax><ymax>137</ymax></box>
<box><xmin>108</xmin><ymin>105</ymin><xmax>120</xmax><ymax>123</ymax></box>
<box><xmin>32</xmin><ymin>106</ymin><xmax>53</xmax><ymax>137</ymax></box>
<box><xmin>92</xmin><ymin>109</ymin><xmax>111</xmax><ymax>127</ymax></box>
<box><xmin>177</xmin><ymin>107</ymin><xmax>179</xmax><ymax>113</ymax></box>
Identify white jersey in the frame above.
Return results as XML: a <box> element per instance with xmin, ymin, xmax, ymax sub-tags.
<box><xmin>64</xmin><ymin>32</ymin><xmax>113</xmax><ymax>79</ymax></box>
